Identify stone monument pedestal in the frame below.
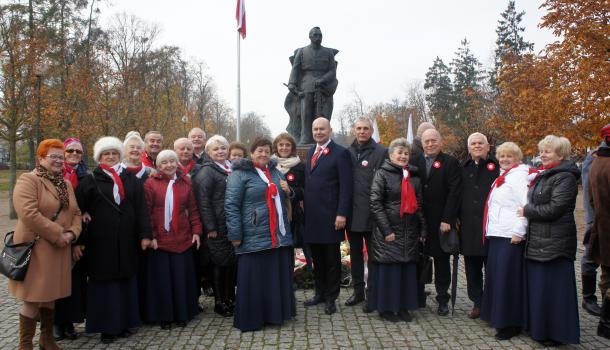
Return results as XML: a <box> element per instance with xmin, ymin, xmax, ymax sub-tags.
<box><xmin>296</xmin><ymin>144</ymin><xmax>313</xmax><ymax>161</ymax></box>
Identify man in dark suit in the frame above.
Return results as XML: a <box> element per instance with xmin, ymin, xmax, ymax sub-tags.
<box><xmin>460</xmin><ymin>132</ymin><xmax>498</xmax><ymax>319</ymax></box>
<box><xmin>411</xmin><ymin>129</ymin><xmax>462</xmax><ymax>316</ymax></box>
<box><xmin>303</xmin><ymin>117</ymin><xmax>353</xmax><ymax>315</ymax></box>
<box><xmin>346</xmin><ymin>117</ymin><xmax>386</xmax><ymax>307</ymax></box>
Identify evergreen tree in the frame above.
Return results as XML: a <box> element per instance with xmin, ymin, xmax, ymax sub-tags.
<box><xmin>490</xmin><ymin>0</ymin><xmax>534</xmax><ymax>88</ymax></box>
<box><xmin>450</xmin><ymin>38</ymin><xmax>483</xmax><ymax>128</ymax></box>
<box><xmin>424</xmin><ymin>57</ymin><xmax>453</xmax><ymax>123</ymax></box>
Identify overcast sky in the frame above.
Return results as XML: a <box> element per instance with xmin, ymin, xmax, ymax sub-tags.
<box><xmin>100</xmin><ymin>0</ymin><xmax>557</xmax><ymax>136</ymax></box>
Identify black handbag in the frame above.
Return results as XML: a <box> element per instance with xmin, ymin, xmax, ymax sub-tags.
<box><xmin>1</xmin><ymin>208</ymin><xmax>60</xmax><ymax>281</ymax></box>
<box><xmin>0</xmin><ymin>232</ymin><xmax>38</xmax><ymax>281</ymax></box>
<box><xmin>440</xmin><ymin>227</ymin><xmax>460</xmax><ymax>255</ymax></box>
<box><xmin>416</xmin><ymin>242</ymin><xmax>433</xmax><ymax>284</ymax></box>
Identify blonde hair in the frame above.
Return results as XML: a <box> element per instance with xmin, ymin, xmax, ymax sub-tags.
<box><xmin>496</xmin><ymin>142</ymin><xmax>523</xmax><ymax>161</ymax></box>
<box><xmin>538</xmin><ymin>135</ymin><xmax>571</xmax><ymax>160</ymax></box>
<box><xmin>205</xmin><ymin>135</ymin><xmax>229</xmax><ymax>152</ymax></box>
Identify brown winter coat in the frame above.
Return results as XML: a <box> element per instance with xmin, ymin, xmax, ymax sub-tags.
<box><xmin>588</xmin><ymin>147</ymin><xmax>610</xmax><ymax>267</ymax></box>
<box><xmin>8</xmin><ymin>171</ymin><xmax>82</xmax><ymax>302</ymax></box>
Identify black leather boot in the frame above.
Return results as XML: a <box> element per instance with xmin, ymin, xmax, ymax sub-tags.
<box><xmin>345</xmin><ymin>290</ymin><xmax>365</xmax><ymax>306</ymax></box>
<box><xmin>598</xmin><ymin>297</ymin><xmax>610</xmax><ymax>339</ymax></box>
<box><xmin>582</xmin><ymin>274</ymin><xmax>601</xmax><ymax>316</ymax></box>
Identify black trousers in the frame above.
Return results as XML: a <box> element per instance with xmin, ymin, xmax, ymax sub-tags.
<box><xmin>347</xmin><ymin>231</ymin><xmax>372</xmax><ymax>294</ymax></box>
<box><xmin>310</xmin><ymin>243</ymin><xmax>341</xmax><ymax>302</ymax></box>
<box><xmin>433</xmin><ymin>252</ymin><xmax>451</xmax><ymax>304</ymax></box>
<box><xmin>464</xmin><ymin>256</ymin><xmax>486</xmax><ymax>308</ymax></box>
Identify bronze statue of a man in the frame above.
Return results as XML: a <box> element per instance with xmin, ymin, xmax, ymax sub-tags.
<box><xmin>285</xmin><ymin>27</ymin><xmax>339</xmax><ymax>145</ymax></box>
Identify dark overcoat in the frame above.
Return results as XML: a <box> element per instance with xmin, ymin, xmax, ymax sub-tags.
<box><xmin>411</xmin><ymin>152</ymin><xmax>462</xmax><ymax>257</ymax></box>
<box><xmin>283</xmin><ymin>161</ymin><xmax>306</xmax><ymax>248</ymax></box>
<box><xmin>587</xmin><ymin>146</ymin><xmax>610</xmax><ymax>266</ymax></box>
<box><xmin>192</xmin><ymin>160</ymin><xmax>235</xmax><ymax>265</ymax></box>
<box><xmin>523</xmin><ymin>160</ymin><xmax>580</xmax><ymax>262</ymax></box>
<box><xmin>348</xmin><ymin>138</ymin><xmax>387</xmax><ymax>232</ymax></box>
<box><xmin>459</xmin><ymin>157</ymin><xmax>499</xmax><ymax>256</ymax></box>
<box><xmin>76</xmin><ymin>167</ymin><xmax>152</xmax><ymax>281</ymax></box>
<box><xmin>303</xmin><ymin>140</ymin><xmax>353</xmax><ymax>244</ymax></box>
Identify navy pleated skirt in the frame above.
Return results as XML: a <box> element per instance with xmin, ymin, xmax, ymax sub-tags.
<box><xmin>85</xmin><ymin>275</ymin><xmax>141</xmax><ymax>335</ymax></box>
<box><xmin>480</xmin><ymin>237</ymin><xmax>525</xmax><ymax>329</ymax></box>
<box><xmin>142</xmin><ymin>248</ymin><xmax>199</xmax><ymax>323</ymax></box>
<box><xmin>525</xmin><ymin>258</ymin><xmax>580</xmax><ymax>344</ymax></box>
<box><xmin>55</xmin><ymin>260</ymin><xmax>87</xmax><ymax>324</ymax></box>
<box><xmin>367</xmin><ymin>262</ymin><xmax>418</xmax><ymax>313</ymax></box>
<box><xmin>234</xmin><ymin>247</ymin><xmax>295</xmax><ymax>332</ymax></box>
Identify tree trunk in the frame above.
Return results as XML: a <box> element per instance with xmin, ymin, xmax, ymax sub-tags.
<box><xmin>8</xmin><ymin>130</ymin><xmax>18</xmax><ymax>220</ymax></box>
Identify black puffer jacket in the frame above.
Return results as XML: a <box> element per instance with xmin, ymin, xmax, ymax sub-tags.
<box><xmin>524</xmin><ymin>160</ymin><xmax>580</xmax><ymax>262</ymax></box>
<box><xmin>369</xmin><ymin>160</ymin><xmax>427</xmax><ymax>263</ymax></box>
<box><xmin>192</xmin><ymin>160</ymin><xmax>235</xmax><ymax>266</ymax></box>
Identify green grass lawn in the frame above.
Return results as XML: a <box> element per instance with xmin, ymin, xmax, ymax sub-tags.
<box><xmin>0</xmin><ymin>169</ymin><xmax>28</xmax><ymax>192</ymax></box>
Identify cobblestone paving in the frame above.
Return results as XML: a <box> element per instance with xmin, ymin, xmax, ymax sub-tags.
<box><xmin>1</xmin><ymin>193</ymin><xmax>610</xmax><ymax>349</ymax></box>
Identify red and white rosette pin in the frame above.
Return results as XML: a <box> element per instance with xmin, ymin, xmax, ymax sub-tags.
<box><xmin>286</xmin><ymin>173</ymin><xmax>295</xmax><ymax>182</ymax></box>
<box><xmin>433</xmin><ymin>160</ymin><xmax>441</xmax><ymax>169</ymax></box>
<box><xmin>322</xmin><ymin>148</ymin><xmax>330</xmax><ymax>155</ymax></box>
<box><xmin>487</xmin><ymin>163</ymin><xmax>496</xmax><ymax>171</ymax></box>
<box><xmin>361</xmin><ymin>160</ymin><xmax>369</xmax><ymax>167</ymax></box>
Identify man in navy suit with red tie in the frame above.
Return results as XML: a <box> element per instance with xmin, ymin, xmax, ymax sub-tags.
<box><xmin>303</xmin><ymin>117</ymin><xmax>353</xmax><ymax>315</ymax></box>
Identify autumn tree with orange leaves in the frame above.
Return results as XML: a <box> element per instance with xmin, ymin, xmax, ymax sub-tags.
<box><xmin>493</xmin><ymin>0</ymin><xmax>609</xmax><ymax>155</ymax></box>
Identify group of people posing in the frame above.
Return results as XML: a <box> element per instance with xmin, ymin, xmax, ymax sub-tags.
<box><xmin>7</xmin><ymin>116</ymin><xmax>610</xmax><ymax>349</ymax></box>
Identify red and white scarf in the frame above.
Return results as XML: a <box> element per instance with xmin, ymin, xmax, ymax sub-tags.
<box><xmin>526</xmin><ymin>162</ymin><xmax>560</xmax><ymax>187</ymax></box>
<box><xmin>100</xmin><ymin>163</ymin><xmax>125</xmax><ymax>204</ymax></box>
<box><xmin>255</xmin><ymin>166</ymin><xmax>286</xmax><ymax>247</ymax></box>
<box><xmin>215</xmin><ymin>160</ymin><xmax>232</xmax><ymax>174</ymax></box>
<box><xmin>164</xmin><ymin>174</ymin><xmax>179</xmax><ymax>233</ymax></box>
<box><xmin>400</xmin><ymin>168</ymin><xmax>418</xmax><ymax>217</ymax></box>
<box><xmin>122</xmin><ymin>162</ymin><xmax>147</xmax><ymax>179</ymax></box>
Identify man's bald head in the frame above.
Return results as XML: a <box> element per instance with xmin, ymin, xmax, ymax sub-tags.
<box><xmin>421</xmin><ymin>129</ymin><xmax>442</xmax><ymax>157</ymax></box>
<box><xmin>312</xmin><ymin>117</ymin><xmax>332</xmax><ymax>145</ymax></box>
<box><xmin>416</xmin><ymin>122</ymin><xmax>436</xmax><ymax>138</ymax></box>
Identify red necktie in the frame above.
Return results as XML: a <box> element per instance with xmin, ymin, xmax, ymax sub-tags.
<box><xmin>310</xmin><ymin>146</ymin><xmax>322</xmax><ymax>170</ymax></box>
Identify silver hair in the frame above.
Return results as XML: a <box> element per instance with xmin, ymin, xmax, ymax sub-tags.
<box><xmin>205</xmin><ymin>135</ymin><xmax>230</xmax><ymax>152</ymax></box>
<box><xmin>388</xmin><ymin>137</ymin><xmax>411</xmax><ymax>155</ymax></box>
<box><xmin>467</xmin><ymin>132</ymin><xmax>489</xmax><ymax>146</ymax></box>
<box><xmin>156</xmin><ymin>149</ymin><xmax>178</xmax><ymax>164</ymax></box>
<box><xmin>173</xmin><ymin>137</ymin><xmax>193</xmax><ymax>149</ymax></box>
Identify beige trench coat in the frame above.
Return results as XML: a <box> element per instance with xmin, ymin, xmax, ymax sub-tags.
<box><xmin>8</xmin><ymin>171</ymin><xmax>81</xmax><ymax>302</ymax></box>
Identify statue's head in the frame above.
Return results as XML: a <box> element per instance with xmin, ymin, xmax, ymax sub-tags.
<box><xmin>309</xmin><ymin>27</ymin><xmax>322</xmax><ymax>46</ymax></box>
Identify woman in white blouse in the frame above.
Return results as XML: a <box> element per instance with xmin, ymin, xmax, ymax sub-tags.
<box><xmin>480</xmin><ymin>142</ymin><xmax>530</xmax><ymax>341</ymax></box>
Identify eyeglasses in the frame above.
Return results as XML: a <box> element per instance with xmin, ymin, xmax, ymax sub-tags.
<box><xmin>65</xmin><ymin>149</ymin><xmax>83</xmax><ymax>154</ymax></box>
<box><xmin>46</xmin><ymin>155</ymin><xmax>65</xmax><ymax>161</ymax></box>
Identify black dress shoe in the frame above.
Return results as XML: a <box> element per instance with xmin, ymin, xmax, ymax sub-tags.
<box><xmin>160</xmin><ymin>322</ymin><xmax>172</xmax><ymax>330</ymax></box>
<box><xmin>101</xmin><ymin>333</ymin><xmax>115</xmax><ymax>344</ymax></box>
<box><xmin>380</xmin><ymin>311</ymin><xmax>400</xmax><ymax>322</ymax></box>
<box><xmin>214</xmin><ymin>303</ymin><xmax>234</xmax><ymax>317</ymax></box>
<box><xmin>362</xmin><ymin>302</ymin><xmax>373</xmax><ymax>313</ymax></box>
<box><xmin>303</xmin><ymin>295</ymin><xmax>323</xmax><ymax>307</ymax></box>
<box><xmin>118</xmin><ymin>328</ymin><xmax>133</xmax><ymax>338</ymax></box>
<box><xmin>399</xmin><ymin>309</ymin><xmax>413</xmax><ymax>322</ymax></box>
<box><xmin>437</xmin><ymin>303</ymin><xmax>449</xmax><ymax>316</ymax></box>
<box><xmin>495</xmin><ymin>327</ymin><xmax>521</xmax><ymax>340</ymax></box>
<box><xmin>324</xmin><ymin>301</ymin><xmax>337</xmax><ymax>315</ymax></box>
<box><xmin>53</xmin><ymin>324</ymin><xmax>65</xmax><ymax>341</ymax></box>
<box><xmin>64</xmin><ymin>323</ymin><xmax>78</xmax><ymax>340</ymax></box>
<box><xmin>345</xmin><ymin>292</ymin><xmax>365</xmax><ymax>306</ymax></box>
<box><xmin>582</xmin><ymin>299</ymin><xmax>602</xmax><ymax>316</ymax></box>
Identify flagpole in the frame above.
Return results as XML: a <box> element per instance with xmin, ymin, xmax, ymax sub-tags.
<box><xmin>236</xmin><ymin>30</ymin><xmax>241</xmax><ymax>142</ymax></box>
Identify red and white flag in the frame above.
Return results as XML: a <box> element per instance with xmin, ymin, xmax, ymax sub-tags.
<box><xmin>236</xmin><ymin>0</ymin><xmax>246</xmax><ymax>39</ymax></box>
